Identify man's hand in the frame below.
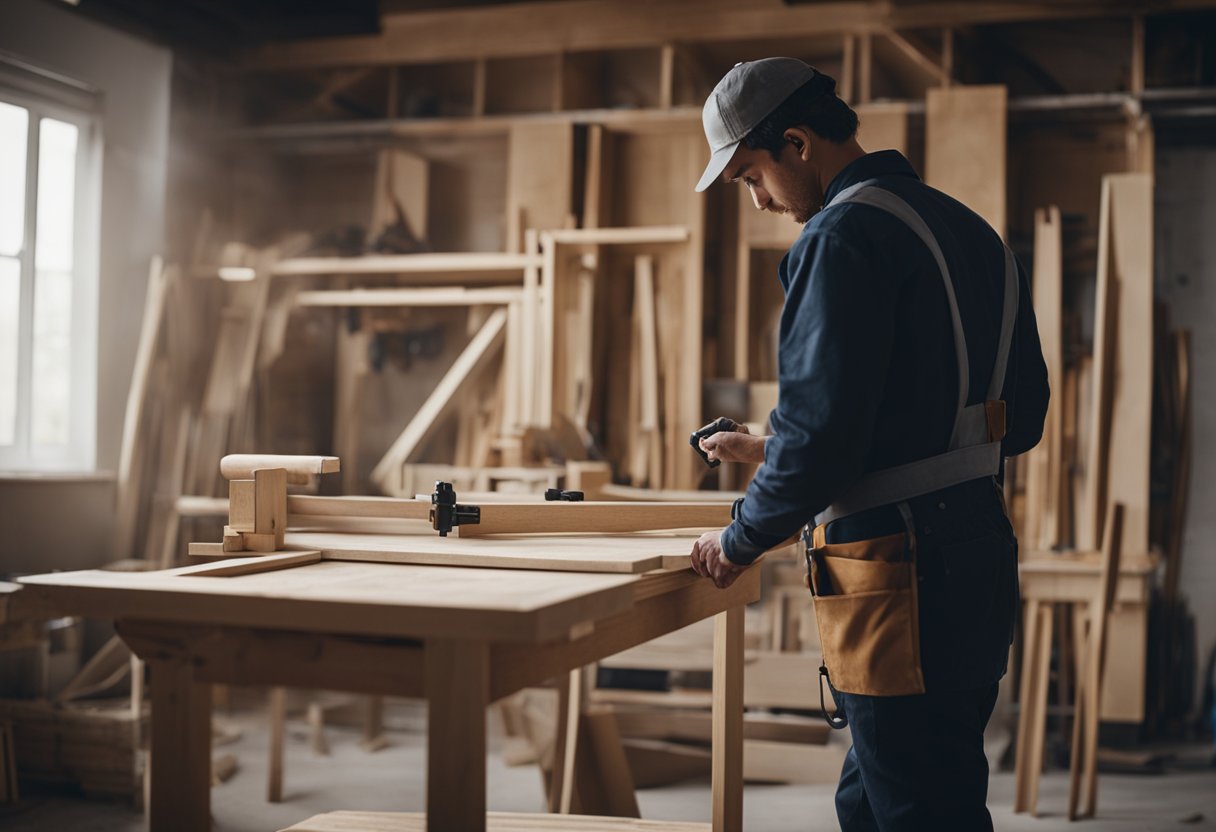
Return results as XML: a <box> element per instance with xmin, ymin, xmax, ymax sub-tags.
<box><xmin>689</xmin><ymin>529</ymin><xmax>746</xmax><ymax>589</ymax></box>
<box><xmin>699</xmin><ymin>423</ymin><xmax>767</xmax><ymax>464</ymax></box>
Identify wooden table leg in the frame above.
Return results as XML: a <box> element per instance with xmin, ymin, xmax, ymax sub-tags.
<box><xmin>1026</xmin><ymin>602</ymin><xmax>1054</xmax><ymax>816</ymax></box>
<box><xmin>1013</xmin><ymin>598</ymin><xmax>1041</xmax><ymax>814</ymax></box>
<box><xmin>712</xmin><ymin>605</ymin><xmax>744</xmax><ymax>832</ymax></box>
<box><xmin>267</xmin><ymin>686</ymin><xmax>286</xmax><ymax>802</ymax></box>
<box><xmin>426</xmin><ymin>638</ymin><xmax>489</xmax><ymax>832</ymax></box>
<box><xmin>147</xmin><ymin>656</ymin><xmax>211</xmax><ymax>832</ymax></box>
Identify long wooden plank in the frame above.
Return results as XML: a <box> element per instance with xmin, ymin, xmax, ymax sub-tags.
<box><xmin>545</xmin><ymin>227</ymin><xmax>690</xmax><ymax>246</ymax></box>
<box><xmin>1024</xmin><ymin>206</ymin><xmax>1063</xmax><ymax>551</ymax></box>
<box><xmin>459</xmin><ymin>501</ymin><xmax>732</xmax><ymax>538</ymax></box>
<box><xmin>295</xmin><ymin>287</ymin><xmax>524</xmax><ymax>307</ymax></box>
<box><xmin>284</xmin><ymin>530</ymin><xmax>697</xmax><ymax>574</ymax></box>
<box><xmin>925</xmin><ymin>85</ymin><xmax>1007</xmax><ymax>238</ymax></box>
<box><xmin>249</xmin><ymin>0</ymin><xmax>1201</xmax><ymax>70</ymax></box>
<box><xmin>114</xmin><ymin>257</ymin><xmax>168</xmax><ymax>561</ymax></box>
<box><xmin>371</xmin><ymin>308</ymin><xmax>508</xmax><ymax>493</ymax></box>
<box><xmin>1087</xmin><ymin>175</ymin><xmax>1153</xmax><ymax>556</ymax></box>
<box><xmin>272</xmin><ymin>252</ymin><xmax>540</xmax><ymax>277</ymax></box>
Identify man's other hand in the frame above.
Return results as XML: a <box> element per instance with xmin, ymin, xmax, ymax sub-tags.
<box><xmin>698</xmin><ymin>423</ymin><xmax>767</xmax><ymax>464</ymax></box>
<box><xmin>689</xmin><ymin>529</ymin><xmax>746</xmax><ymax>589</ymax></box>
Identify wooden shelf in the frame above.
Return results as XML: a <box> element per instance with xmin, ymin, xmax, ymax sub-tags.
<box><xmin>284</xmin><ymin>810</ymin><xmax>710</xmax><ymax>831</ymax></box>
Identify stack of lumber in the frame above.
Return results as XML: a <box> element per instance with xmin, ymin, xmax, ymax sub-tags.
<box><xmin>0</xmin><ymin>698</ymin><xmax>145</xmax><ymax>801</ymax></box>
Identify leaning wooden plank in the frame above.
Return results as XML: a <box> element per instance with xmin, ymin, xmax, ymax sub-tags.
<box><xmin>1024</xmin><ymin>206</ymin><xmax>1063</xmax><ymax>551</ymax></box>
<box><xmin>1079</xmin><ymin>175</ymin><xmax>1153</xmax><ymax>555</ymax></box>
<box><xmin>925</xmin><ymin>85</ymin><xmax>1007</xmax><ymax>238</ymax></box>
<box><xmin>114</xmin><ymin>257</ymin><xmax>168</xmax><ymax>561</ymax></box>
<box><xmin>56</xmin><ymin>635</ymin><xmax>131</xmax><ymax>703</ymax></box>
<box><xmin>295</xmin><ymin>287</ymin><xmax>524</xmax><ymax>307</ymax></box>
<box><xmin>371</xmin><ymin>308</ymin><xmax>508</xmax><ymax>494</ymax></box>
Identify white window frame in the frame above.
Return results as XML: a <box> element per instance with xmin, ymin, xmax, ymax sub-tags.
<box><xmin>0</xmin><ymin>53</ymin><xmax>102</xmax><ymax>472</ymax></box>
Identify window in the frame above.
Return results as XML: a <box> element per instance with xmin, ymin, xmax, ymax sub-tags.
<box><xmin>0</xmin><ymin>67</ymin><xmax>101</xmax><ymax>472</ymax></box>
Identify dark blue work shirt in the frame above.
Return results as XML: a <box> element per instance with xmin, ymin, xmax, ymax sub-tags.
<box><xmin>722</xmin><ymin>150</ymin><xmax>1049</xmax><ymax>563</ymax></box>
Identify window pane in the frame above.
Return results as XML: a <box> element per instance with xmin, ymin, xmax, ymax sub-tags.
<box><xmin>0</xmin><ymin>257</ymin><xmax>18</xmax><ymax>445</ymax></box>
<box><xmin>35</xmin><ymin>118</ymin><xmax>77</xmax><ymax>272</ymax></box>
<box><xmin>0</xmin><ymin>102</ymin><xmax>28</xmax><ymax>257</ymax></box>
<box><xmin>31</xmin><ymin>118</ymin><xmax>78</xmax><ymax>447</ymax></box>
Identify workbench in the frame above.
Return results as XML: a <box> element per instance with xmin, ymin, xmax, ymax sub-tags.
<box><xmin>16</xmin><ymin>532</ymin><xmax>759</xmax><ymax>832</ymax></box>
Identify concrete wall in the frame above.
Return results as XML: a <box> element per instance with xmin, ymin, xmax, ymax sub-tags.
<box><xmin>1156</xmin><ymin>146</ymin><xmax>1216</xmax><ymax>706</ymax></box>
<box><xmin>0</xmin><ymin>0</ymin><xmax>170</xmax><ymax>572</ymax></box>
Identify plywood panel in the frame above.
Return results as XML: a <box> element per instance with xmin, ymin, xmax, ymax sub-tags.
<box><xmin>507</xmin><ymin>122</ymin><xmax>575</xmax><ymax>251</ymax></box>
<box><xmin>855</xmin><ymin>102</ymin><xmax>910</xmax><ymax>156</ymax></box>
<box><xmin>925</xmin><ymin>85</ymin><xmax>1007</xmax><ymax>238</ymax></box>
<box><xmin>1080</xmin><ymin>174</ymin><xmax>1153</xmax><ymax>556</ymax></box>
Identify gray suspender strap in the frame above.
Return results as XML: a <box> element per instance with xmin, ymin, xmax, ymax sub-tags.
<box><xmin>812</xmin><ymin>182</ymin><xmax>1019</xmax><ymax>528</ymax></box>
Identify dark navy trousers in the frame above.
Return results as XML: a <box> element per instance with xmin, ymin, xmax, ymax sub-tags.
<box><xmin>833</xmin><ymin>683</ymin><xmax>1000</xmax><ymax>831</ymax></box>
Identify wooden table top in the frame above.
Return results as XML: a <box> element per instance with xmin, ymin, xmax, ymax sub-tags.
<box><xmin>17</xmin><ymin>552</ymin><xmax>675</xmax><ymax>642</ymax></box>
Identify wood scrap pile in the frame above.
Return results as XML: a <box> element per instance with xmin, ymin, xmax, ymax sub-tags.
<box><xmin>0</xmin><ymin>698</ymin><xmax>145</xmax><ymax>801</ymax></box>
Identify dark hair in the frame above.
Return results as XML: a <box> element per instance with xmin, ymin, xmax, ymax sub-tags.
<box><xmin>743</xmin><ymin>74</ymin><xmax>859</xmax><ymax>158</ymax></box>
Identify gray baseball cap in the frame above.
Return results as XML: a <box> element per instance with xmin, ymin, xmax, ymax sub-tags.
<box><xmin>695</xmin><ymin>57</ymin><xmax>818</xmax><ymax>192</ymax></box>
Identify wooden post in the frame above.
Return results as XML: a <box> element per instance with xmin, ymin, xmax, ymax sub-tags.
<box><xmin>712</xmin><ymin>605</ymin><xmax>744</xmax><ymax>832</ymax></box>
<box><xmin>426</xmin><ymin>638</ymin><xmax>489</xmax><ymax>832</ymax></box>
<box><xmin>267</xmin><ymin>686</ymin><xmax>286</xmax><ymax>802</ymax></box>
<box><xmin>147</xmin><ymin>656</ymin><xmax>211</xmax><ymax>832</ymax></box>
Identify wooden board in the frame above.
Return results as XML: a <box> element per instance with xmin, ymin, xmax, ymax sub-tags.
<box><xmin>457</xmin><ymin>501</ymin><xmax>732</xmax><ymax>538</ymax></box>
<box><xmin>1080</xmin><ymin>174</ymin><xmax>1153</xmax><ymax>557</ymax></box>
<box><xmin>283</xmin><ymin>530</ymin><xmax>700</xmax><ymax>574</ymax></box>
<box><xmin>18</xmin><ymin>560</ymin><xmax>638</xmax><ymax>643</ymax></box>
<box><xmin>1024</xmin><ymin>206</ymin><xmax>1063</xmax><ymax>551</ymax></box>
<box><xmin>855</xmin><ymin>102</ymin><xmax>909</xmax><ymax>156</ymax></box>
<box><xmin>925</xmin><ymin>85</ymin><xmax>1007</xmax><ymax>238</ymax></box>
<box><xmin>506</xmin><ymin>122</ymin><xmax>575</xmax><ymax>252</ymax></box>
<box><xmin>282</xmin><ymin>810</ymin><xmax>710</xmax><ymax>831</ymax></box>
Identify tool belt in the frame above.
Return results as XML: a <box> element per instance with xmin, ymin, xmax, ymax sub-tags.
<box><xmin>806</xmin><ymin>504</ymin><xmax>924</xmax><ymax>701</ymax></box>
<box><xmin>804</xmin><ymin>181</ymin><xmax>1018</xmax><ymax>722</ymax></box>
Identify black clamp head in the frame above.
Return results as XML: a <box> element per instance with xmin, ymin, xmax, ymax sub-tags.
<box><xmin>544</xmin><ymin>488</ymin><xmax>584</xmax><ymax>502</ymax></box>
<box><xmin>689</xmin><ymin>416</ymin><xmax>739</xmax><ymax>468</ymax></box>
<box><xmin>430</xmin><ymin>481</ymin><xmax>481</xmax><ymax>537</ymax></box>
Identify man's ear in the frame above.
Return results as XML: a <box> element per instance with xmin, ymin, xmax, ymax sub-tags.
<box><xmin>783</xmin><ymin>127</ymin><xmax>814</xmax><ymax>161</ymax></box>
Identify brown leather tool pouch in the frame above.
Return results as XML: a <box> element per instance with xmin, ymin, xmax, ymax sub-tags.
<box><xmin>807</xmin><ymin>515</ymin><xmax>926</xmax><ymax>696</ymax></box>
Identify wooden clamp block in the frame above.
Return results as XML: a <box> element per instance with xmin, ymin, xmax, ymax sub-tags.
<box><xmin>221</xmin><ymin>455</ymin><xmax>340</xmax><ymax>553</ymax></box>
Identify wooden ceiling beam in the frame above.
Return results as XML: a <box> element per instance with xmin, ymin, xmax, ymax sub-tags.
<box><xmin>244</xmin><ymin>0</ymin><xmax>1216</xmax><ymax>71</ymax></box>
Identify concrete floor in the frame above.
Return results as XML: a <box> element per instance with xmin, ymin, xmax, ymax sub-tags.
<box><xmin>1</xmin><ymin>700</ymin><xmax>1213</xmax><ymax>831</ymax></box>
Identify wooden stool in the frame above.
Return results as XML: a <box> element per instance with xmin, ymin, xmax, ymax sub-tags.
<box><xmin>1013</xmin><ymin>504</ymin><xmax>1125</xmax><ymax>819</ymax></box>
